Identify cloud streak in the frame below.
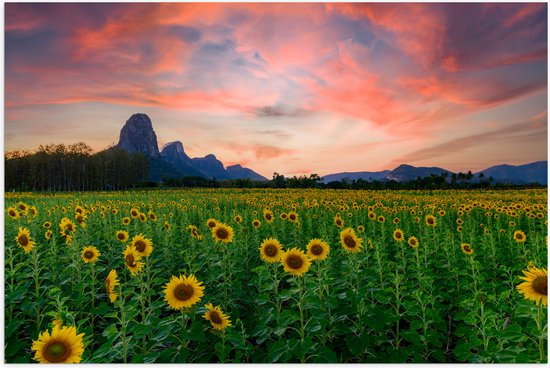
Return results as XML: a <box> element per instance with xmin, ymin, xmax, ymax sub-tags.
<box><xmin>5</xmin><ymin>3</ymin><xmax>547</xmax><ymax>176</ymax></box>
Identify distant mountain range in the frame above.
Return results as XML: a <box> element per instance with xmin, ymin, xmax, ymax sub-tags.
<box><xmin>321</xmin><ymin>162</ymin><xmax>547</xmax><ymax>185</ymax></box>
<box><xmin>115</xmin><ymin>113</ymin><xmax>546</xmax><ymax>185</ymax></box>
<box><xmin>115</xmin><ymin>114</ymin><xmax>268</xmax><ymax>181</ymax></box>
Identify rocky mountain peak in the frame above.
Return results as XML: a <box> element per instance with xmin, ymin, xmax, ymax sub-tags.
<box><xmin>117</xmin><ymin>113</ymin><xmax>160</xmax><ymax>158</ymax></box>
<box><xmin>161</xmin><ymin>141</ymin><xmax>190</xmax><ymax>162</ymax></box>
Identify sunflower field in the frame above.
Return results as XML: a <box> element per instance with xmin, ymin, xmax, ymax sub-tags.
<box><xmin>4</xmin><ymin>188</ymin><xmax>548</xmax><ymax>363</ymax></box>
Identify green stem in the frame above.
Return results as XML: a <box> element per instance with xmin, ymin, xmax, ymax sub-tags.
<box><xmin>32</xmin><ymin>248</ymin><xmax>41</xmax><ymax>335</ymax></box>
<box><xmin>394</xmin><ymin>268</ymin><xmax>401</xmax><ymax>350</ymax></box>
<box><xmin>220</xmin><ymin>330</ymin><xmax>227</xmax><ymax>362</ymax></box>
<box><xmin>272</xmin><ymin>263</ymin><xmax>282</xmax><ymax>315</ymax></box>
<box><xmin>118</xmin><ymin>283</ymin><xmax>128</xmax><ymax>363</ymax></box>
<box><xmin>536</xmin><ymin>303</ymin><xmax>546</xmax><ymax>362</ymax></box>
<box><xmin>90</xmin><ymin>263</ymin><xmax>96</xmax><ymax>335</ymax></box>
<box><xmin>298</xmin><ymin>275</ymin><xmax>306</xmax><ymax>363</ymax></box>
<box><xmin>140</xmin><ymin>272</ymin><xmax>147</xmax><ymax>354</ymax></box>
<box><xmin>181</xmin><ymin>311</ymin><xmax>189</xmax><ymax>349</ymax></box>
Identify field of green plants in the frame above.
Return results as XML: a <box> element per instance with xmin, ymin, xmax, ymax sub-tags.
<box><xmin>4</xmin><ymin>188</ymin><xmax>548</xmax><ymax>363</ymax></box>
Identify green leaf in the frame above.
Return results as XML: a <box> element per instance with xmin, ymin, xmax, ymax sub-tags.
<box><xmin>454</xmin><ymin>342</ymin><xmax>473</xmax><ymax>362</ymax></box>
<box><xmin>5</xmin><ymin>319</ymin><xmax>23</xmax><ymax>338</ymax></box>
<box><xmin>90</xmin><ymin>341</ymin><xmax>115</xmax><ymax>361</ymax></box>
<box><xmin>143</xmin><ymin>352</ymin><xmax>161</xmax><ymax>363</ymax></box>
<box><xmin>4</xmin><ymin>340</ymin><xmax>26</xmax><ymax>359</ymax></box>
<box><xmin>278</xmin><ymin>309</ymin><xmax>300</xmax><ymax>326</ymax></box>
<box><xmin>133</xmin><ymin>322</ymin><xmax>154</xmax><ymax>338</ymax></box>
<box><xmin>315</xmin><ymin>346</ymin><xmax>337</xmax><ymax>363</ymax></box>
<box><xmin>500</xmin><ymin>324</ymin><xmax>528</xmax><ymax>342</ymax></box>
<box><xmin>268</xmin><ymin>339</ymin><xmax>290</xmax><ymax>363</ymax></box>
<box><xmin>401</xmin><ymin>330</ymin><xmax>422</xmax><ymax>347</ymax></box>
<box><xmin>188</xmin><ymin>320</ymin><xmax>206</xmax><ymax>342</ymax></box>
<box><xmin>131</xmin><ymin>354</ymin><xmax>144</xmax><ymax>363</ymax></box>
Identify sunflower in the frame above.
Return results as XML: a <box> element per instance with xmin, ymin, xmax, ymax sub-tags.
<box><xmin>105</xmin><ymin>269</ymin><xmax>119</xmax><ymax>303</ymax></box>
<box><xmin>43</xmin><ymin>221</ymin><xmax>52</xmax><ymax>229</ymax></box>
<box><xmin>425</xmin><ymin>215</ymin><xmax>437</xmax><ymax>227</ymax></box>
<box><xmin>280</xmin><ymin>213</ymin><xmax>288</xmax><ymax>220</ymax></box>
<box><xmin>122</xmin><ymin>245</ymin><xmax>144</xmax><ymax>276</ymax></box>
<box><xmin>340</xmin><ymin>228</ymin><xmax>363</xmax><ymax>253</ymax></box>
<box><xmin>306</xmin><ymin>239</ymin><xmax>330</xmax><ymax>261</ymax></box>
<box><xmin>81</xmin><ymin>246</ymin><xmax>100</xmax><ymax>263</ymax></box>
<box><xmin>234</xmin><ymin>215</ymin><xmax>243</xmax><ymax>224</ymax></box>
<box><xmin>164</xmin><ymin>221</ymin><xmax>171</xmax><ymax>231</ymax></box>
<box><xmin>334</xmin><ymin>215</ymin><xmax>344</xmax><ymax>228</ymax></box>
<box><xmin>16</xmin><ymin>202</ymin><xmax>28</xmax><ymax>214</ymax></box>
<box><xmin>203</xmin><ymin>303</ymin><xmax>232</xmax><ymax>331</ymax></box>
<box><xmin>263</xmin><ymin>209</ymin><xmax>274</xmax><ymax>223</ymax></box>
<box><xmin>45</xmin><ymin>230</ymin><xmax>53</xmax><ymax>240</ymax></box>
<box><xmin>31</xmin><ymin>325</ymin><xmax>85</xmax><ymax>363</ymax></box>
<box><xmin>116</xmin><ymin>230</ymin><xmax>129</xmax><ymax>243</ymax></box>
<box><xmin>131</xmin><ymin>234</ymin><xmax>153</xmax><ymax>257</ymax></box>
<box><xmin>259</xmin><ymin>238</ymin><xmax>283</xmax><ymax>263</ymax></box>
<box><xmin>52</xmin><ymin>317</ymin><xmax>64</xmax><ymax>328</ymax></box>
<box><xmin>517</xmin><ymin>266</ymin><xmax>547</xmax><ymax>306</ymax></box>
<box><xmin>29</xmin><ymin>206</ymin><xmax>39</xmax><ymax>218</ymax></box>
<box><xmin>188</xmin><ymin>225</ymin><xmax>203</xmax><ymax>240</ymax></box>
<box><xmin>122</xmin><ymin>217</ymin><xmax>131</xmax><ymax>225</ymax></box>
<box><xmin>59</xmin><ymin>217</ymin><xmax>76</xmax><ymax>232</ymax></box>
<box><xmin>74</xmin><ymin>205</ymin><xmax>85</xmax><ymax>215</ymax></box>
<box><xmin>16</xmin><ymin>227</ymin><xmax>35</xmax><ymax>253</ymax></box>
<box><xmin>75</xmin><ymin>213</ymin><xmax>87</xmax><ymax>228</ymax></box>
<box><xmin>7</xmin><ymin>207</ymin><xmax>20</xmax><ymax>219</ymax></box>
<box><xmin>408</xmin><ymin>236</ymin><xmax>419</xmax><ymax>249</ymax></box>
<box><xmin>148</xmin><ymin>211</ymin><xmax>157</xmax><ymax>222</ymax></box>
<box><xmin>460</xmin><ymin>243</ymin><xmax>474</xmax><ymax>255</ymax></box>
<box><xmin>164</xmin><ymin>274</ymin><xmax>205</xmax><ymax>310</ymax></box>
<box><xmin>393</xmin><ymin>229</ymin><xmax>405</xmax><ymax>242</ymax></box>
<box><xmin>206</xmin><ymin>218</ymin><xmax>218</xmax><ymax>229</ymax></box>
<box><xmin>367</xmin><ymin>212</ymin><xmax>375</xmax><ymax>221</ymax></box>
<box><xmin>252</xmin><ymin>219</ymin><xmax>261</xmax><ymax>229</ymax></box>
<box><xmin>287</xmin><ymin>211</ymin><xmax>299</xmax><ymax>223</ymax></box>
<box><xmin>357</xmin><ymin>225</ymin><xmax>365</xmax><ymax>233</ymax></box>
<box><xmin>130</xmin><ymin>207</ymin><xmax>139</xmax><ymax>218</ymax></box>
<box><xmin>211</xmin><ymin>223</ymin><xmax>234</xmax><ymax>243</ymax></box>
<box><xmin>59</xmin><ymin>218</ymin><xmax>76</xmax><ymax>245</ymax></box>
<box><xmin>513</xmin><ymin>230</ymin><xmax>527</xmax><ymax>243</ymax></box>
<box><xmin>377</xmin><ymin>215</ymin><xmax>385</xmax><ymax>223</ymax></box>
<box><xmin>138</xmin><ymin>213</ymin><xmax>147</xmax><ymax>222</ymax></box>
<box><xmin>281</xmin><ymin>248</ymin><xmax>311</xmax><ymax>276</ymax></box>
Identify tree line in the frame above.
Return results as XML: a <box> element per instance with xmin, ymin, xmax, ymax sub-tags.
<box><xmin>5</xmin><ymin>143</ymin><xmax>544</xmax><ymax>191</ymax></box>
<box><xmin>5</xmin><ymin>143</ymin><xmax>149</xmax><ymax>191</ymax></box>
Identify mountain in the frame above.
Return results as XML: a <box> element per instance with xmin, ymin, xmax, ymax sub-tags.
<box><xmin>386</xmin><ymin>164</ymin><xmax>453</xmax><ymax>182</ymax></box>
<box><xmin>321</xmin><ymin>161</ymin><xmax>546</xmax><ymax>185</ymax></box>
<box><xmin>321</xmin><ymin>170</ymin><xmax>390</xmax><ymax>183</ymax></box>
<box><xmin>160</xmin><ymin>141</ymin><xmax>206</xmax><ymax>178</ymax></box>
<box><xmin>117</xmin><ymin>113</ymin><xmax>160</xmax><ymax>158</ymax></box>
<box><xmin>191</xmin><ymin>154</ymin><xmax>231</xmax><ymax>180</ymax></box>
<box><xmin>115</xmin><ymin>113</ymin><xmax>265</xmax><ymax>182</ymax></box>
<box><xmin>475</xmin><ymin>161</ymin><xmax>547</xmax><ymax>185</ymax></box>
<box><xmin>227</xmin><ymin>164</ymin><xmax>268</xmax><ymax>181</ymax></box>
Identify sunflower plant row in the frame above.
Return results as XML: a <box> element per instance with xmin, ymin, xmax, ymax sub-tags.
<box><xmin>4</xmin><ymin>188</ymin><xmax>548</xmax><ymax>363</ymax></box>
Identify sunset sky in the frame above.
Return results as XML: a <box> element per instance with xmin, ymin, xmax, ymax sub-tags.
<box><xmin>5</xmin><ymin>3</ymin><xmax>548</xmax><ymax>177</ymax></box>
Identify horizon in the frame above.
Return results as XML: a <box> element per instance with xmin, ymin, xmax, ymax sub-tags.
<box><xmin>5</xmin><ymin>3</ymin><xmax>548</xmax><ymax>178</ymax></box>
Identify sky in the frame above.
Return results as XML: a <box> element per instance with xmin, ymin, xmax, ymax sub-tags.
<box><xmin>4</xmin><ymin>2</ymin><xmax>548</xmax><ymax>177</ymax></box>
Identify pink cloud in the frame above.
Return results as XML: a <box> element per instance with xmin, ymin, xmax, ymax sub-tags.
<box><xmin>5</xmin><ymin>3</ymin><xmax>547</xmax><ymax>175</ymax></box>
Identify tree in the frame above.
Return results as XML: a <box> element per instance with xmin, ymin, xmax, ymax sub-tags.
<box><xmin>272</xmin><ymin>172</ymin><xmax>287</xmax><ymax>188</ymax></box>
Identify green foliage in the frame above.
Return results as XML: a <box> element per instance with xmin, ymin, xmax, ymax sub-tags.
<box><xmin>4</xmin><ymin>188</ymin><xmax>548</xmax><ymax>363</ymax></box>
